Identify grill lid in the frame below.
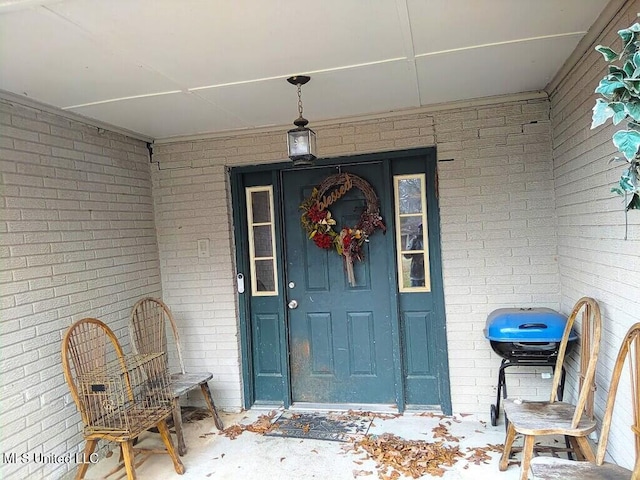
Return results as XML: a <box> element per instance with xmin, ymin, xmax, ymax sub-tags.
<box><xmin>484</xmin><ymin>307</ymin><xmax>577</xmax><ymax>343</ymax></box>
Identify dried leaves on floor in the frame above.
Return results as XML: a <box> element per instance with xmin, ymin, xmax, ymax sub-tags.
<box><xmin>352</xmin><ymin>433</ymin><xmax>463</xmax><ymax>479</ymax></box>
<box><xmin>464</xmin><ymin>444</ymin><xmax>503</xmax><ymax>466</ymax></box>
<box><xmin>431</xmin><ymin>423</ymin><xmax>460</xmax><ymax>442</ymax></box>
<box><xmin>218</xmin><ymin>411</ymin><xmax>278</xmax><ymax>439</ymax></box>
<box><xmin>209</xmin><ymin>410</ymin><xmax>505</xmax><ymax>478</ymax></box>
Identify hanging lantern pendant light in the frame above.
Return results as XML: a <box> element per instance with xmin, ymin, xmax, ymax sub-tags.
<box><xmin>286</xmin><ymin>75</ymin><xmax>316</xmax><ymax>166</ymax></box>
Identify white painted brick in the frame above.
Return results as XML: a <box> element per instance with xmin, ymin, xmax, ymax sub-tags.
<box><xmin>1</xmin><ymin>102</ymin><xmax>160</xmax><ymax>479</ymax></box>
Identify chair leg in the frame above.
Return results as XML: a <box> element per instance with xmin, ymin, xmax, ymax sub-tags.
<box><xmin>564</xmin><ymin>435</ymin><xmax>574</xmax><ymax>460</ymax></box>
<box><xmin>499</xmin><ymin>422</ymin><xmax>517</xmax><ymax>471</ymax></box>
<box><xmin>121</xmin><ymin>440</ymin><xmax>136</xmax><ymax>480</ymax></box>
<box><xmin>172</xmin><ymin>397</ymin><xmax>187</xmax><ymax>456</ymax></box>
<box><xmin>519</xmin><ymin>435</ymin><xmax>535</xmax><ymax>480</ymax></box>
<box><xmin>575</xmin><ymin>436</ymin><xmax>596</xmax><ymax>463</ymax></box>
<box><xmin>74</xmin><ymin>439</ymin><xmax>97</xmax><ymax>480</ymax></box>
<box><xmin>200</xmin><ymin>382</ymin><xmax>224</xmax><ymax>430</ymax></box>
<box><xmin>568</xmin><ymin>437</ymin><xmax>585</xmax><ymax>460</ymax></box>
<box><xmin>157</xmin><ymin>419</ymin><xmax>185</xmax><ymax>475</ymax></box>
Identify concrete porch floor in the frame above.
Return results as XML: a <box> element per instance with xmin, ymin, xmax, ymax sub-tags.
<box><xmin>84</xmin><ymin>409</ymin><xmax>532</xmax><ymax>480</ymax></box>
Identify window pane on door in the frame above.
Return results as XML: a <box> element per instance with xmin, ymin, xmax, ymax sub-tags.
<box><xmin>246</xmin><ymin>186</ymin><xmax>278</xmax><ymax>296</ymax></box>
<box><xmin>253</xmin><ymin>225</ymin><xmax>273</xmax><ymax>257</ymax></box>
<box><xmin>251</xmin><ymin>190</ymin><xmax>271</xmax><ymax>223</ymax></box>
<box><xmin>397</xmin><ymin>176</ymin><xmax>423</xmax><ymax>214</ymax></box>
<box><xmin>255</xmin><ymin>260</ymin><xmax>276</xmax><ymax>292</ymax></box>
<box><xmin>394</xmin><ymin>175</ymin><xmax>430</xmax><ymax>292</ymax></box>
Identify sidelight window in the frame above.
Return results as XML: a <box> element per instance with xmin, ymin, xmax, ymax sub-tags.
<box><xmin>246</xmin><ymin>186</ymin><xmax>278</xmax><ymax>296</ymax></box>
<box><xmin>394</xmin><ymin>174</ymin><xmax>430</xmax><ymax>292</ymax></box>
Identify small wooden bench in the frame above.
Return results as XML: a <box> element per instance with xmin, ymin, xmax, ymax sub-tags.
<box><xmin>130</xmin><ymin>298</ymin><xmax>224</xmax><ymax>456</ymax></box>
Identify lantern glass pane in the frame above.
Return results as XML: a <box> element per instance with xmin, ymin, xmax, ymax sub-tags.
<box><xmin>287</xmin><ymin>129</ymin><xmax>315</xmax><ymax>157</ymax></box>
<box><xmin>288</xmin><ymin>130</ymin><xmax>310</xmax><ymax>157</ymax></box>
<box><xmin>309</xmin><ymin>129</ymin><xmax>317</xmax><ymax>157</ymax></box>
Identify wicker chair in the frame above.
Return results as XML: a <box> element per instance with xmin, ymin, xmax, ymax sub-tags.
<box><xmin>529</xmin><ymin>322</ymin><xmax>640</xmax><ymax>480</ymax></box>
<box><xmin>62</xmin><ymin>318</ymin><xmax>184</xmax><ymax>480</ymax></box>
<box><xmin>130</xmin><ymin>297</ymin><xmax>224</xmax><ymax>456</ymax></box>
<box><xmin>499</xmin><ymin>297</ymin><xmax>602</xmax><ymax>480</ymax></box>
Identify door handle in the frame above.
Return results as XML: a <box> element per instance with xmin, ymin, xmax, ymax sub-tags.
<box><xmin>288</xmin><ymin>300</ymin><xmax>298</xmax><ymax>309</ymax></box>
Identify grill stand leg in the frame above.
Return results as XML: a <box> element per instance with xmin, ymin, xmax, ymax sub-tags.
<box><xmin>555</xmin><ymin>366</ymin><xmax>574</xmax><ymax>460</ymax></box>
<box><xmin>491</xmin><ymin>359</ymin><xmax>509</xmax><ymax>426</ymax></box>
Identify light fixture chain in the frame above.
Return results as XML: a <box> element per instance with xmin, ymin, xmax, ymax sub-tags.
<box><xmin>297</xmin><ymin>83</ymin><xmax>304</xmax><ymax>118</ymax></box>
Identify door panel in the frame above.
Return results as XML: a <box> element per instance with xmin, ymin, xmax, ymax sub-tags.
<box><xmin>238</xmin><ymin>170</ymin><xmax>288</xmax><ymax>403</ymax></box>
<box><xmin>254</xmin><ymin>313</ymin><xmax>281</xmax><ymax>374</ymax></box>
<box><xmin>283</xmin><ymin>164</ymin><xmax>396</xmax><ymax>404</ymax></box>
<box><xmin>391</xmin><ymin>156</ymin><xmax>450</xmax><ymax>410</ymax></box>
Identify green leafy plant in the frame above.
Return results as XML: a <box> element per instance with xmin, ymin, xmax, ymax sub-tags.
<box><xmin>591</xmin><ymin>22</ymin><xmax>640</xmax><ymax>211</ymax></box>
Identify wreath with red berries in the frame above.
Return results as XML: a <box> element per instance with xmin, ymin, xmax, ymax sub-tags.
<box><xmin>299</xmin><ymin>173</ymin><xmax>386</xmax><ymax>284</ymax></box>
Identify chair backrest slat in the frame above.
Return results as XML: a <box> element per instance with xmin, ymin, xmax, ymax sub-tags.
<box><xmin>548</xmin><ymin>297</ymin><xmax>601</xmax><ymax>429</ymax></box>
<box><xmin>629</xmin><ymin>325</ymin><xmax>639</xmax><ymax>480</ymax></box>
<box><xmin>594</xmin><ymin>322</ymin><xmax>640</xmax><ymax>477</ymax></box>
<box><xmin>62</xmin><ymin>318</ymin><xmax>130</xmax><ymax>426</ymax></box>
<box><xmin>130</xmin><ymin>297</ymin><xmax>186</xmax><ymax>374</ymax></box>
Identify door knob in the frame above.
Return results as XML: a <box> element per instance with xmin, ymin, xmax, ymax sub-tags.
<box><xmin>288</xmin><ymin>299</ymin><xmax>298</xmax><ymax>309</ymax></box>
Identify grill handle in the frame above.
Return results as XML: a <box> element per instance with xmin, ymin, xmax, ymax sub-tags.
<box><xmin>518</xmin><ymin>323</ymin><xmax>548</xmax><ymax>329</ymax></box>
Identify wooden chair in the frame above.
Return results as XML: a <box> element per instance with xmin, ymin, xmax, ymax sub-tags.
<box><xmin>62</xmin><ymin>318</ymin><xmax>184</xmax><ymax>480</ymax></box>
<box><xmin>130</xmin><ymin>297</ymin><xmax>224</xmax><ymax>456</ymax></box>
<box><xmin>529</xmin><ymin>321</ymin><xmax>640</xmax><ymax>480</ymax></box>
<box><xmin>499</xmin><ymin>297</ymin><xmax>602</xmax><ymax>480</ymax></box>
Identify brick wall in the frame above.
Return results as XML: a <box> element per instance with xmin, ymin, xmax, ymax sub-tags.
<box><xmin>0</xmin><ymin>97</ymin><xmax>161</xmax><ymax>480</ymax></box>
<box><xmin>549</xmin><ymin>1</ymin><xmax>640</xmax><ymax>469</ymax></box>
<box><xmin>152</xmin><ymin>94</ymin><xmax>560</xmax><ymax>415</ymax></box>
<box><xmin>435</xmin><ymin>102</ymin><xmax>561</xmax><ymax>412</ymax></box>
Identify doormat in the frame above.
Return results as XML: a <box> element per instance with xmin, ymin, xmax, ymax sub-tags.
<box><xmin>264</xmin><ymin>411</ymin><xmax>372</xmax><ymax>442</ymax></box>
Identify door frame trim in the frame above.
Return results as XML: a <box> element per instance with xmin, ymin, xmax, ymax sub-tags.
<box><xmin>230</xmin><ymin>148</ymin><xmax>451</xmax><ymax>414</ymax></box>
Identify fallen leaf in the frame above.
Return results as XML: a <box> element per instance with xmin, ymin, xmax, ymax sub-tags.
<box><xmin>221</xmin><ymin>411</ymin><xmax>278</xmax><ymax>439</ymax></box>
<box><xmin>417</xmin><ymin>412</ymin><xmax>447</xmax><ymax>420</ymax></box>
<box><xmin>465</xmin><ymin>447</ymin><xmax>492</xmax><ymax>465</ymax></box>
<box><xmin>432</xmin><ymin>423</ymin><xmax>459</xmax><ymax>442</ymax></box>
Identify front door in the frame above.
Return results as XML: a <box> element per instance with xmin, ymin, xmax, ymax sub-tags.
<box><xmin>232</xmin><ymin>148</ymin><xmax>451</xmax><ymax>413</ymax></box>
<box><xmin>282</xmin><ymin>163</ymin><xmax>396</xmax><ymax>404</ymax></box>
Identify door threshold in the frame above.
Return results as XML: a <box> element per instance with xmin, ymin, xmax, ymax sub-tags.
<box><xmin>289</xmin><ymin>402</ymin><xmax>399</xmax><ymax>413</ymax></box>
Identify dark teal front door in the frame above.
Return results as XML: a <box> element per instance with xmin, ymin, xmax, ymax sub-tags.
<box><xmin>282</xmin><ymin>163</ymin><xmax>396</xmax><ymax>403</ymax></box>
<box><xmin>232</xmin><ymin>148</ymin><xmax>451</xmax><ymax>413</ymax></box>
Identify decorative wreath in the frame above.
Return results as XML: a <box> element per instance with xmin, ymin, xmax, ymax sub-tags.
<box><xmin>300</xmin><ymin>173</ymin><xmax>386</xmax><ymax>285</ymax></box>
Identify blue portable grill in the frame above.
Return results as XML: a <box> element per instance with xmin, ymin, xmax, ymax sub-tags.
<box><xmin>484</xmin><ymin>307</ymin><xmax>578</xmax><ymax>426</ymax></box>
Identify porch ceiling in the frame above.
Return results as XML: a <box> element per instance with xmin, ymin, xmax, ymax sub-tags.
<box><xmin>0</xmin><ymin>0</ymin><xmax>610</xmax><ymax>140</ymax></box>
